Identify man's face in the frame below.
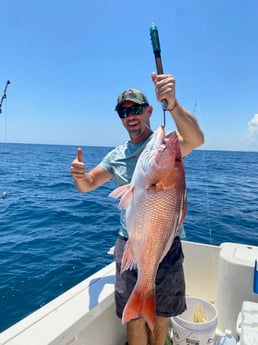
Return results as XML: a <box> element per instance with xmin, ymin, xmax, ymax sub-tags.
<box><xmin>118</xmin><ymin>101</ymin><xmax>152</xmax><ymax>143</ymax></box>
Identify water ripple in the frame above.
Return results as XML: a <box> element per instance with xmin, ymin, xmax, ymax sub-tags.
<box><xmin>0</xmin><ymin>144</ymin><xmax>257</xmax><ymax>331</ymax></box>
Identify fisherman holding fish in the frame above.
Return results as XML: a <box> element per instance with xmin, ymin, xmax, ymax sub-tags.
<box><xmin>71</xmin><ymin>72</ymin><xmax>204</xmax><ymax>345</ymax></box>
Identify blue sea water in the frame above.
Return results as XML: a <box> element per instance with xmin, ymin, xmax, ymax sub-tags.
<box><xmin>0</xmin><ymin>143</ymin><xmax>257</xmax><ymax>332</ymax></box>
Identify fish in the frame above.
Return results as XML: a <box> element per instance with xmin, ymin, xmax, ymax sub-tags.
<box><xmin>109</xmin><ymin>126</ymin><xmax>187</xmax><ymax>332</ymax></box>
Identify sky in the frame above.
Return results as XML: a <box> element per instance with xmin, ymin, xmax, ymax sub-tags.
<box><xmin>1</xmin><ymin>0</ymin><xmax>258</xmax><ymax>151</ymax></box>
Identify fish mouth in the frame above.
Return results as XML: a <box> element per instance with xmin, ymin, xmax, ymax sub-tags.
<box><xmin>152</xmin><ymin>126</ymin><xmax>165</xmax><ymax>143</ymax></box>
<box><xmin>164</xmin><ymin>129</ymin><xmax>178</xmax><ymax>146</ymax></box>
<box><xmin>155</xmin><ymin>126</ymin><xmax>177</xmax><ymax>148</ymax></box>
<box><xmin>143</xmin><ymin>126</ymin><xmax>179</xmax><ymax>168</ymax></box>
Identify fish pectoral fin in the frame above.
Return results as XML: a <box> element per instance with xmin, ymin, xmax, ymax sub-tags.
<box><xmin>146</xmin><ymin>181</ymin><xmax>170</xmax><ymax>192</ymax></box>
<box><xmin>146</xmin><ymin>183</ymin><xmax>161</xmax><ymax>192</ymax></box>
<box><xmin>122</xmin><ymin>287</ymin><xmax>156</xmax><ymax>332</ymax></box>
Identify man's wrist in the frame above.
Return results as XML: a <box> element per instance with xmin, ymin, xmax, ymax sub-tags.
<box><xmin>168</xmin><ymin>99</ymin><xmax>178</xmax><ymax>112</ymax></box>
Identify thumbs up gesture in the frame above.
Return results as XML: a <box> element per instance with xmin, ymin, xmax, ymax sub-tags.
<box><xmin>71</xmin><ymin>148</ymin><xmax>85</xmax><ymax>179</ymax></box>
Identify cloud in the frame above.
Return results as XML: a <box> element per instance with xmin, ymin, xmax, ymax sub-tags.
<box><xmin>248</xmin><ymin>114</ymin><xmax>258</xmax><ymax>136</ymax></box>
<box><xmin>240</xmin><ymin>114</ymin><xmax>258</xmax><ymax>149</ymax></box>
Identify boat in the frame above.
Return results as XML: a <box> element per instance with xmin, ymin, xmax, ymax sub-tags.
<box><xmin>1</xmin><ymin>240</ymin><xmax>258</xmax><ymax>345</ymax></box>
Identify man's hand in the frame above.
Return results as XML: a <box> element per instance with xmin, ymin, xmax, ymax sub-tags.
<box><xmin>71</xmin><ymin>148</ymin><xmax>85</xmax><ymax>179</ymax></box>
<box><xmin>151</xmin><ymin>72</ymin><xmax>177</xmax><ymax>111</ymax></box>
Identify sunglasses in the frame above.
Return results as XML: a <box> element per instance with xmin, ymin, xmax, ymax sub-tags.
<box><xmin>117</xmin><ymin>104</ymin><xmax>149</xmax><ymax>119</ymax></box>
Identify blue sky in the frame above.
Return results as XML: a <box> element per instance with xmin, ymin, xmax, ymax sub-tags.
<box><xmin>1</xmin><ymin>0</ymin><xmax>258</xmax><ymax>151</ymax></box>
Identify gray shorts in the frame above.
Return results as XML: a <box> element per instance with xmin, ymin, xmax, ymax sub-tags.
<box><xmin>114</xmin><ymin>236</ymin><xmax>186</xmax><ymax>319</ymax></box>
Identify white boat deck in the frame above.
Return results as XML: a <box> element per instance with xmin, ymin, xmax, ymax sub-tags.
<box><xmin>1</xmin><ymin>241</ymin><xmax>258</xmax><ymax>345</ymax></box>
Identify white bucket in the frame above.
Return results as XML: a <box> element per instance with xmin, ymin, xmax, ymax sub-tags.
<box><xmin>171</xmin><ymin>296</ymin><xmax>217</xmax><ymax>345</ymax></box>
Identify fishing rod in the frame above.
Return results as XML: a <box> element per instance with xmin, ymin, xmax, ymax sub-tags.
<box><xmin>0</xmin><ymin>80</ymin><xmax>11</xmax><ymax>114</ymax></box>
<box><xmin>150</xmin><ymin>24</ymin><xmax>167</xmax><ymax>127</ymax></box>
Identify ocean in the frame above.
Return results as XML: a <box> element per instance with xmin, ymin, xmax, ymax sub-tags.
<box><xmin>0</xmin><ymin>143</ymin><xmax>257</xmax><ymax>332</ymax></box>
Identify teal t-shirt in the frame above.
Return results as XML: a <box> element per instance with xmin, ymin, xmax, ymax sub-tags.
<box><xmin>99</xmin><ymin>136</ymin><xmax>151</xmax><ymax>187</ymax></box>
<box><xmin>98</xmin><ymin>135</ymin><xmax>185</xmax><ymax>239</ymax></box>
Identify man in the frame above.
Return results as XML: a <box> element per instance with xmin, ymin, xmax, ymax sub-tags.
<box><xmin>71</xmin><ymin>72</ymin><xmax>204</xmax><ymax>345</ymax></box>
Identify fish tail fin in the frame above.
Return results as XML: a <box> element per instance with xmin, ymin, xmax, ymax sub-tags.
<box><xmin>122</xmin><ymin>286</ymin><xmax>156</xmax><ymax>332</ymax></box>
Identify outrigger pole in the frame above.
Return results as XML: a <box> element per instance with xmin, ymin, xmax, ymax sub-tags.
<box><xmin>0</xmin><ymin>80</ymin><xmax>11</xmax><ymax>114</ymax></box>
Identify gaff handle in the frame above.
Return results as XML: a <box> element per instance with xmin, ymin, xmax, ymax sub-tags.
<box><xmin>150</xmin><ymin>24</ymin><xmax>168</xmax><ymax>111</ymax></box>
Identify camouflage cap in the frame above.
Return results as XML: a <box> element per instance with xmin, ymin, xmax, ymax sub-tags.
<box><xmin>115</xmin><ymin>88</ymin><xmax>149</xmax><ymax>111</ymax></box>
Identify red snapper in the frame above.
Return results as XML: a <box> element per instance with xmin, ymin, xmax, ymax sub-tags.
<box><xmin>109</xmin><ymin>126</ymin><xmax>187</xmax><ymax>331</ymax></box>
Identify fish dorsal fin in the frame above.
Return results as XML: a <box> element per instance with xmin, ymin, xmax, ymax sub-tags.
<box><xmin>109</xmin><ymin>184</ymin><xmax>134</xmax><ymax>209</ymax></box>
